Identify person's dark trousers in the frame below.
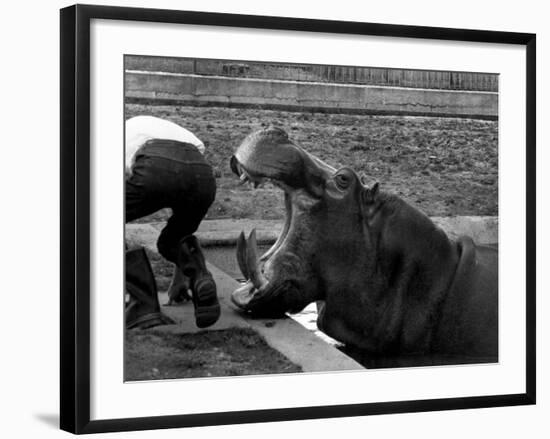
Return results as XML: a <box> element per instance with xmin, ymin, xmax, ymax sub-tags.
<box><xmin>126</xmin><ymin>247</ymin><xmax>174</xmax><ymax>329</ymax></box>
<box><xmin>179</xmin><ymin>235</ymin><xmax>220</xmax><ymax>328</ymax></box>
<box><xmin>126</xmin><ymin>139</ymin><xmax>216</xmax><ymax>261</ymax></box>
<box><xmin>126</xmin><ymin>139</ymin><xmax>219</xmax><ymax>327</ymax></box>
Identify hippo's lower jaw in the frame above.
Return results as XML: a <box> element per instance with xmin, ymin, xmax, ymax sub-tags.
<box><xmin>231</xmin><ymin>278</ymin><xmax>298</xmax><ymax>318</ymax></box>
<box><xmin>231</xmin><ymin>228</ymin><xmax>308</xmax><ymax>317</ymax></box>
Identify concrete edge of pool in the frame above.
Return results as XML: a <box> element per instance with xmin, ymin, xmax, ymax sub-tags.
<box><xmin>151</xmin><ymin>263</ymin><xmax>365</xmax><ymax>372</ymax></box>
<box><xmin>131</xmin><ymin>216</ymin><xmax>499</xmax><ymax>247</ymax></box>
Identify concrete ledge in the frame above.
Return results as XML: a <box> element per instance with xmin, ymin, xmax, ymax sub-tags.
<box><xmin>126</xmin><ymin>71</ymin><xmax>498</xmax><ymax>119</ymax></box>
<box><xmin>127</xmin><ymin>216</ymin><xmax>498</xmax><ymax>249</ymax></box>
<box><xmin>432</xmin><ymin>216</ymin><xmax>498</xmax><ymax>245</ymax></box>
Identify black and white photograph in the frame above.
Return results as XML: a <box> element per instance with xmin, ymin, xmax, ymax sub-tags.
<box><xmin>55</xmin><ymin>4</ymin><xmax>537</xmax><ymax>434</ymax></box>
<box><xmin>124</xmin><ymin>55</ymin><xmax>499</xmax><ymax>381</ymax></box>
<box><xmin>2</xmin><ymin>0</ymin><xmax>546</xmax><ymax>435</ymax></box>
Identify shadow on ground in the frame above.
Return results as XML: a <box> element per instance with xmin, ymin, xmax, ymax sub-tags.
<box><xmin>34</xmin><ymin>413</ymin><xmax>58</xmax><ymax>430</ymax></box>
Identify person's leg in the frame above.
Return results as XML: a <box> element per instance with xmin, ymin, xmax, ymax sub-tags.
<box><xmin>125</xmin><ymin>247</ymin><xmax>174</xmax><ymax>329</ymax></box>
<box><xmin>156</xmin><ymin>155</ymin><xmax>216</xmax><ymax>261</ymax></box>
<box><xmin>179</xmin><ymin>235</ymin><xmax>220</xmax><ymax>328</ymax></box>
<box><xmin>156</xmin><ymin>198</ymin><xmax>212</xmax><ymax>262</ymax></box>
<box><xmin>156</xmin><ymin>207</ymin><xmax>208</xmax><ymax>310</ymax></box>
<box><xmin>156</xmin><ymin>161</ymin><xmax>219</xmax><ymax>327</ymax></box>
<box><xmin>125</xmin><ymin>155</ymin><xmax>173</xmax><ymax>328</ymax></box>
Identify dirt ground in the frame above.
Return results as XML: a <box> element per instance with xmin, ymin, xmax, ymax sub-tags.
<box><xmin>126</xmin><ymin>103</ymin><xmax>498</xmax><ymax>223</ymax></box>
<box><xmin>124</xmin><ymin>328</ymin><xmax>301</xmax><ymax>380</ymax></box>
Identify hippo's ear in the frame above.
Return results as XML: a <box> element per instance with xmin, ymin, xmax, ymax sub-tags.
<box><xmin>360</xmin><ymin>182</ymin><xmax>380</xmax><ymax>222</ymax></box>
<box><xmin>362</xmin><ymin>182</ymin><xmax>380</xmax><ymax>204</ymax></box>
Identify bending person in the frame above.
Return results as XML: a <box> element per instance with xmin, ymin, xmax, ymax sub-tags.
<box><xmin>125</xmin><ymin>115</ymin><xmax>219</xmax><ymax>328</ymax></box>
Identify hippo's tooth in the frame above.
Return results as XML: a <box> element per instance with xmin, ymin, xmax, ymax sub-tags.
<box><xmin>231</xmin><ymin>280</ymin><xmax>255</xmax><ymax>309</ymax></box>
<box><xmin>246</xmin><ymin>229</ymin><xmax>268</xmax><ymax>289</ymax></box>
<box><xmin>236</xmin><ymin>231</ymin><xmax>249</xmax><ymax>280</ymax></box>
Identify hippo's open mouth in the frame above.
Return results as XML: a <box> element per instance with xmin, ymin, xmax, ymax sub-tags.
<box><xmin>229</xmin><ymin>127</ymin><xmax>334</xmax><ymax>316</ymax></box>
<box><xmin>230</xmin><ymin>161</ymin><xmax>302</xmax><ymax>316</ymax></box>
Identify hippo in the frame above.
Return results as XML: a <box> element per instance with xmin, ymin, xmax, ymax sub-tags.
<box><xmin>230</xmin><ymin>127</ymin><xmax>498</xmax><ymax>366</ymax></box>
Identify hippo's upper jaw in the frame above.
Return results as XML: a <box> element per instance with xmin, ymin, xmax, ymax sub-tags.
<box><xmin>230</xmin><ymin>127</ymin><xmax>335</xmax><ymax>197</ymax></box>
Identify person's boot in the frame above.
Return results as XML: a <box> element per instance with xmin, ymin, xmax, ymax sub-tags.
<box><xmin>178</xmin><ymin>235</ymin><xmax>220</xmax><ymax>328</ymax></box>
<box><xmin>125</xmin><ymin>247</ymin><xmax>174</xmax><ymax>329</ymax></box>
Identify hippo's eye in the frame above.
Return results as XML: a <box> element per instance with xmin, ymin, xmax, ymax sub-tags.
<box><xmin>335</xmin><ymin>173</ymin><xmax>351</xmax><ymax>190</ymax></box>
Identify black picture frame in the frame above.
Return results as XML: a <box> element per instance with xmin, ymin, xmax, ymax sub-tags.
<box><xmin>60</xmin><ymin>4</ymin><xmax>536</xmax><ymax>434</ymax></box>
